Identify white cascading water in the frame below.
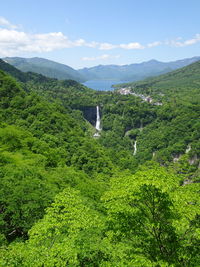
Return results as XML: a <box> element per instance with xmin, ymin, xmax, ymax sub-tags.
<box><xmin>93</xmin><ymin>105</ymin><xmax>101</xmax><ymax>137</ymax></box>
<box><xmin>133</xmin><ymin>140</ymin><xmax>137</xmax><ymax>155</ymax></box>
<box><xmin>186</xmin><ymin>144</ymin><xmax>191</xmax><ymax>153</ymax></box>
<box><xmin>95</xmin><ymin>105</ymin><xmax>101</xmax><ymax>131</ymax></box>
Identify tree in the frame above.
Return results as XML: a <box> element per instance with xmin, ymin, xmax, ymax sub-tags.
<box><xmin>102</xmin><ymin>163</ymin><xmax>200</xmax><ymax>266</ymax></box>
<box><xmin>0</xmin><ymin>187</ymin><xmax>105</xmax><ymax>266</ymax></box>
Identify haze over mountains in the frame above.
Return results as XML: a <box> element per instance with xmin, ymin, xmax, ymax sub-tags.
<box><xmin>3</xmin><ymin>56</ymin><xmax>200</xmax><ymax>83</ymax></box>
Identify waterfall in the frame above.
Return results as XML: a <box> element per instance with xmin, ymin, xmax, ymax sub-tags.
<box><xmin>133</xmin><ymin>140</ymin><xmax>137</xmax><ymax>155</ymax></box>
<box><xmin>186</xmin><ymin>144</ymin><xmax>191</xmax><ymax>153</ymax></box>
<box><xmin>93</xmin><ymin>105</ymin><xmax>101</xmax><ymax>137</ymax></box>
<box><xmin>95</xmin><ymin>105</ymin><xmax>101</xmax><ymax>131</ymax></box>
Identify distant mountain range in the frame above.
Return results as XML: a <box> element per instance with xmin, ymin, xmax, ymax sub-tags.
<box><xmin>116</xmin><ymin>59</ymin><xmax>200</xmax><ymax>102</ymax></box>
<box><xmin>78</xmin><ymin>57</ymin><xmax>200</xmax><ymax>81</ymax></box>
<box><xmin>3</xmin><ymin>57</ymin><xmax>86</xmax><ymax>83</ymax></box>
<box><xmin>3</xmin><ymin>56</ymin><xmax>200</xmax><ymax>83</ymax></box>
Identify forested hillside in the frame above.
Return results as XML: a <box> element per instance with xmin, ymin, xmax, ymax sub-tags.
<box><xmin>3</xmin><ymin>57</ymin><xmax>86</xmax><ymax>82</ymax></box>
<box><xmin>116</xmin><ymin>60</ymin><xmax>200</xmax><ymax>102</ymax></box>
<box><xmin>0</xmin><ymin>61</ymin><xmax>199</xmax><ymax>266</ymax></box>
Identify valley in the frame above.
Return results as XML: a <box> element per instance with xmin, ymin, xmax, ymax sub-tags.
<box><xmin>0</xmin><ymin>57</ymin><xmax>199</xmax><ymax>266</ymax></box>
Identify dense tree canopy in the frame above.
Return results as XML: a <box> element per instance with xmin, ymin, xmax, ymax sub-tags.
<box><xmin>0</xmin><ymin>60</ymin><xmax>199</xmax><ymax>266</ymax></box>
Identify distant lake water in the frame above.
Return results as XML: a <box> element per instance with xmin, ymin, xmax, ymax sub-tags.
<box><xmin>82</xmin><ymin>80</ymin><xmax>129</xmax><ymax>91</ymax></box>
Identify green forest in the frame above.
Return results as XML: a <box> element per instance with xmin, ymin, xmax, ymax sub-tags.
<box><xmin>0</xmin><ymin>59</ymin><xmax>199</xmax><ymax>266</ymax></box>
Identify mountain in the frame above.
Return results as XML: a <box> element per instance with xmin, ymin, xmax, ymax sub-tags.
<box><xmin>117</xmin><ymin>59</ymin><xmax>200</xmax><ymax>102</ymax></box>
<box><xmin>3</xmin><ymin>57</ymin><xmax>86</xmax><ymax>82</ymax></box>
<box><xmin>0</xmin><ymin>58</ymin><xmax>55</xmax><ymax>83</ymax></box>
<box><xmin>78</xmin><ymin>56</ymin><xmax>200</xmax><ymax>81</ymax></box>
<box><xmin>0</xmin><ymin>58</ymin><xmax>88</xmax><ymax>89</ymax></box>
<box><xmin>0</xmin><ymin>58</ymin><xmax>93</xmax><ymax>114</ymax></box>
<box><xmin>4</xmin><ymin>56</ymin><xmax>200</xmax><ymax>84</ymax></box>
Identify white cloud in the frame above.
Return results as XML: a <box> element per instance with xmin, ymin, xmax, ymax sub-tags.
<box><xmin>0</xmin><ymin>29</ymin><xmax>75</xmax><ymax>55</ymax></box>
<box><xmin>119</xmin><ymin>42</ymin><xmax>144</xmax><ymax>49</ymax></box>
<box><xmin>0</xmin><ymin>25</ymin><xmax>145</xmax><ymax>57</ymax></box>
<box><xmin>82</xmin><ymin>54</ymin><xmax>120</xmax><ymax>61</ymax></box>
<box><xmin>0</xmin><ymin>18</ymin><xmax>146</xmax><ymax>55</ymax></box>
<box><xmin>147</xmin><ymin>41</ymin><xmax>162</xmax><ymax>48</ymax></box>
<box><xmin>0</xmin><ymin>17</ymin><xmax>100</xmax><ymax>55</ymax></box>
<box><xmin>0</xmin><ymin>29</ymin><xmax>28</xmax><ymax>43</ymax></box>
<box><xmin>84</xmin><ymin>41</ymin><xmax>98</xmax><ymax>48</ymax></box>
<box><xmin>168</xmin><ymin>34</ymin><xmax>200</xmax><ymax>47</ymax></box>
<box><xmin>99</xmin><ymin>43</ymin><xmax>117</xmax><ymax>50</ymax></box>
<box><xmin>0</xmin><ymin>28</ymin><xmax>99</xmax><ymax>56</ymax></box>
<box><xmin>0</xmin><ymin>17</ymin><xmax>199</xmax><ymax>57</ymax></box>
<box><xmin>0</xmin><ymin>17</ymin><xmax>18</xmax><ymax>29</ymax></box>
<box><xmin>99</xmin><ymin>42</ymin><xmax>144</xmax><ymax>50</ymax></box>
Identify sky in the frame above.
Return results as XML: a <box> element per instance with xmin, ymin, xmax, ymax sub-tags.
<box><xmin>0</xmin><ymin>0</ymin><xmax>200</xmax><ymax>69</ymax></box>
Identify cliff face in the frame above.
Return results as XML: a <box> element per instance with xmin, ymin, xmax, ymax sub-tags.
<box><xmin>79</xmin><ymin>106</ymin><xmax>97</xmax><ymax>125</ymax></box>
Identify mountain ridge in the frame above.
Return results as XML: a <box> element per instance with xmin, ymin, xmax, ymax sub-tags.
<box><xmin>78</xmin><ymin>56</ymin><xmax>200</xmax><ymax>81</ymax></box>
<box><xmin>115</xmin><ymin>59</ymin><xmax>200</xmax><ymax>103</ymax></box>
<box><xmin>3</xmin><ymin>56</ymin><xmax>200</xmax><ymax>83</ymax></box>
<box><xmin>3</xmin><ymin>57</ymin><xmax>86</xmax><ymax>82</ymax></box>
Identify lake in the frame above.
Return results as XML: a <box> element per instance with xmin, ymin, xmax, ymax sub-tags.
<box><xmin>82</xmin><ymin>80</ymin><xmax>129</xmax><ymax>91</ymax></box>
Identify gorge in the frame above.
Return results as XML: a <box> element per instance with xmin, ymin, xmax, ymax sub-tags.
<box><xmin>0</xmin><ymin>57</ymin><xmax>199</xmax><ymax>267</ymax></box>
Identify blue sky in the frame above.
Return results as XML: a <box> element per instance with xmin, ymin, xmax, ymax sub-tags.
<box><xmin>0</xmin><ymin>0</ymin><xmax>200</xmax><ymax>68</ymax></box>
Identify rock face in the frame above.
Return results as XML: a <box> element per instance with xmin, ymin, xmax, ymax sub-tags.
<box><xmin>173</xmin><ymin>154</ymin><xmax>183</xmax><ymax>163</ymax></box>
<box><xmin>73</xmin><ymin>105</ymin><xmax>102</xmax><ymax>137</ymax></box>
<box><xmin>79</xmin><ymin>106</ymin><xmax>97</xmax><ymax>125</ymax></box>
<box><xmin>189</xmin><ymin>155</ymin><xmax>198</xmax><ymax>165</ymax></box>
